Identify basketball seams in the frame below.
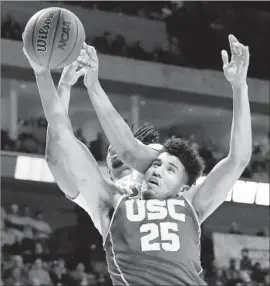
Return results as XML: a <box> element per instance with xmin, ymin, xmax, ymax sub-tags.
<box><xmin>54</xmin><ymin>12</ymin><xmax>79</xmax><ymax>69</ymax></box>
<box><xmin>48</xmin><ymin>8</ymin><xmax>61</xmax><ymax>69</ymax></box>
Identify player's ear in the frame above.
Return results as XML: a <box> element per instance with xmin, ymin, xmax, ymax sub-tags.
<box><xmin>178</xmin><ymin>185</ymin><xmax>189</xmax><ymax>194</ymax></box>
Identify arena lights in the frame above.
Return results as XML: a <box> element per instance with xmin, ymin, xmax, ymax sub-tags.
<box><xmin>255</xmin><ymin>183</ymin><xmax>270</xmax><ymax>206</ymax></box>
<box><xmin>14</xmin><ymin>156</ymin><xmax>269</xmax><ymax>206</ymax></box>
<box><xmin>15</xmin><ymin>156</ymin><xmax>55</xmax><ymax>183</ymax></box>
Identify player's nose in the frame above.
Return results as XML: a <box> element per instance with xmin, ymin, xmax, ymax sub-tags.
<box><xmin>153</xmin><ymin>169</ymin><xmax>162</xmax><ymax>178</ymax></box>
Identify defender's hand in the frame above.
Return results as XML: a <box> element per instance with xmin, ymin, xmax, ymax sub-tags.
<box><xmin>59</xmin><ymin>61</ymin><xmax>85</xmax><ymax>87</ymax></box>
<box><xmin>22</xmin><ymin>47</ymin><xmax>47</xmax><ymax>75</ymax></box>
<box><xmin>77</xmin><ymin>43</ymin><xmax>99</xmax><ymax>90</ymax></box>
<box><xmin>221</xmin><ymin>35</ymin><xmax>250</xmax><ymax>88</ymax></box>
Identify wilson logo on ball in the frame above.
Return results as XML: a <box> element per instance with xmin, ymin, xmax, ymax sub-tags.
<box><xmin>37</xmin><ymin>12</ymin><xmax>55</xmax><ymax>52</ymax></box>
<box><xmin>57</xmin><ymin>21</ymin><xmax>71</xmax><ymax>51</ymax></box>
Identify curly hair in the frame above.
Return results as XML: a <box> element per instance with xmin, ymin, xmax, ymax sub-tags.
<box><xmin>163</xmin><ymin>136</ymin><xmax>205</xmax><ymax>186</ymax></box>
<box><xmin>133</xmin><ymin>124</ymin><xmax>160</xmax><ymax>145</ymax></box>
<box><xmin>107</xmin><ymin>124</ymin><xmax>160</xmax><ymax>156</ymax></box>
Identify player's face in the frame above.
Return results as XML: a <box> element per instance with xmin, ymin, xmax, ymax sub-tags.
<box><xmin>142</xmin><ymin>152</ymin><xmax>188</xmax><ymax>200</ymax></box>
<box><xmin>106</xmin><ymin>149</ymin><xmax>132</xmax><ymax>181</ymax></box>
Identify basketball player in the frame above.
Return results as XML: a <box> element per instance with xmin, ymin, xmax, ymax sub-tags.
<box><xmin>43</xmin><ymin>58</ymin><xmax>162</xmax><ymax>212</ymax></box>
<box><xmin>23</xmin><ymin>33</ymin><xmax>251</xmax><ymax>285</ymax></box>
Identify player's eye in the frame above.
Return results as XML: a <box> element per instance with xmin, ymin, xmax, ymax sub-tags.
<box><xmin>152</xmin><ymin>161</ymin><xmax>160</xmax><ymax>167</ymax></box>
<box><xmin>167</xmin><ymin>167</ymin><xmax>176</xmax><ymax>173</ymax></box>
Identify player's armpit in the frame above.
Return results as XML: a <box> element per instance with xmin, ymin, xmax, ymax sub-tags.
<box><xmin>187</xmin><ymin>155</ymin><xmax>248</xmax><ymax>224</ymax></box>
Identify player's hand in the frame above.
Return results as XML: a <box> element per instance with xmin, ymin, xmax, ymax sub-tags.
<box><xmin>77</xmin><ymin>43</ymin><xmax>99</xmax><ymax>90</ymax></box>
<box><xmin>221</xmin><ymin>35</ymin><xmax>250</xmax><ymax>88</ymax></box>
<box><xmin>22</xmin><ymin>47</ymin><xmax>47</xmax><ymax>75</ymax></box>
<box><xmin>59</xmin><ymin>60</ymin><xmax>85</xmax><ymax>87</ymax></box>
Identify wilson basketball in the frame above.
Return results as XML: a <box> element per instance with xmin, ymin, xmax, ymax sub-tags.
<box><xmin>23</xmin><ymin>7</ymin><xmax>85</xmax><ymax>69</ymax></box>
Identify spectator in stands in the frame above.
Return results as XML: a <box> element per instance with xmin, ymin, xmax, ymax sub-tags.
<box><xmin>3</xmin><ymin>255</ymin><xmax>29</xmax><ymax>282</ymax></box>
<box><xmin>23</xmin><ymin>241</ymin><xmax>46</xmax><ymax>264</ymax></box>
<box><xmin>8</xmin><ymin>235</ymin><xmax>23</xmax><ymax>255</ymax></box>
<box><xmin>6</xmin><ymin>204</ymin><xmax>23</xmax><ymax>229</ymax></box>
<box><xmin>237</xmin><ymin>270</ymin><xmax>255</xmax><ymax>286</ymax></box>
<box><xmin>225</xmin><ymin>258</ymin><xmax>239</xmax><ymax>280</ymax></box>
<box><xmin>229</xmin><ymin>221</ymin><xmax>242</xmax><ymax>234</ymax></box>
<box><xmin>70</xmin><ymin>262</ymin><xmax>87</xmax><ymax>285</ymax></box>
<box><xmin>20</xmin><ymin>225</ymin><xmax>35</xmax><ymax>254</ymax></box>
<box><xmin>1</xmin><ymin>129</ymin><xmax>15</xmax><ymax>151</ymax></box>
<box><xmin>263</xmin><ymin>273</ymin><xmax>270</xmax><ymax>286</ymax></box>
<box><xmin>251</xmin><ymin>262</ymin><xmax>265</xmax><ymax>283</ymax></box>
<box><xmin>208</xmin><ymin>267</ymin><xmax>227</xmax><ymax>286</ymax></box>
<box><xmin>87</xmin><ymin>272</ymin><xmax>98</xmax><ymax>286</ymax></box>
<box><xmin>17</xmin><ymin>132</ymin><xmax>43</xmax><ymax>154</ymax></box>
<box><xmin>240</xmin><ymin>248</ymin><xmax>252</xmax><ymax>271</ymax></box>
<box><xmin>29</xmin><ymin>258</ymin><xmax>52</xmax><ymax>286</ymax></box>
<box><xmin>1</xmin><ymin>219</ymin><xmax>12</xmax><ymax>247</ymax></box>
<box><xmin>50</xmin><ymin>259</ymin><xmax>73</xmax><ymax>286</ymax></box>
<box><xmin>252</xmin><ymin>161</ymin><xmax>269</xmax><ymax>183</ymax></box>
<box><xmin>31</xmin><ymin>211</ymin><xmax>52</xmax><ymax>240</ymax></box>
<box><xmin>5</xmin><ymin>204</ymin><xmax>25</xmax><ymax>242</ymax></box>
<box><xmin>227</xmin><ymin>269</ymin><xmax>242</xmax><ymax>286</ymax></box>
<box><xmin>4</xmin><ymin>266</ymin><xmax>30</xmax><ymax>286</ymax></box>
<box><xmin>34</xmin><ymin>242</ymin><xmax>45</xmax><ymax>258</ymax></box>
<box><xmin>21</xmin><ymin>205</ymin><xmax>31</xmax><ymax>222</ymax></box>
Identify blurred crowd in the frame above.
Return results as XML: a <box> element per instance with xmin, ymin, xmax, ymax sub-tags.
<box><xmin>1</xmin><ymin>115</ymin><xmax>269</xmax><ymax>182</ymax></box>
<box><xmin>1</xmin><ymin>203</ymin><xmax>269</xmax><ymax>286</ymax></box>
<box><xmin>1</xmin><ymin>2</ymin><xmax>270</xmax><ymax>79</ymax></box>
<box><xmin>1</xmin><ymin>204</ymin><xmax>112</xmax><ymax>286</ymax></box>
<box><xmin>201</xmin><ymin>221</ymin><xmax>270</xmax><ymax>286</ymax></box>
<box><xmin>1</xmin><ymin>117</ymin><xmax>104</xmax><ymax>161</ymax></box>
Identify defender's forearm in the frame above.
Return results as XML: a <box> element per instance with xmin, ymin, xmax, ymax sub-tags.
<box><xmin>46</xmin><ymin>80</ymin><xmax>72</xmax><ymax>159</ymax></box>
<box><xmin>35</xmin><ymin>71</ymin><xmax>73</xmax><ymax>137</ymax></box>
<box><xmin>229</xmin><ymin>83</ymin><xmax>252</xmax><ymax>163</ymax></box>
<box><xmin>87</xmin><ymin>81</ymin><xmax>137</xmax><ymax>157</ymax></box>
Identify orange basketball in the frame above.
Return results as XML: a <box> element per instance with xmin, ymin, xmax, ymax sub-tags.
<box><xmin>23</xmin><ymin>7</ymin><xmax>85</xmax><ymax>69</ymax></box>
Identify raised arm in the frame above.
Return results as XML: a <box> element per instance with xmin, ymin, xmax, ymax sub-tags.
<box><xmin>186</xmin><ymin>35</ymin><xmax>252</xmax><ymax>223</ymax></box>
<box><xmin>46</xmin><ymin>61</ymin><xmax>84</xmax><ymax>199</ymax></box>
<box><xmin>77</xmin><ymin>44</ymin><xmax>158</xmax><ymax>174</ymax></box>
<box><xmin>23</xmin><ymin>48</ymin><xmax>121</xmax><ymax>235</ymax></box>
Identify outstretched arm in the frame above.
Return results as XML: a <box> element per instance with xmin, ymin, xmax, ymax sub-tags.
<box><xmin>78</xmin><ymin>45</ymin><xmax>158</xmax><ymax>174</ymax></box>
<box><xmin>23</xmin><ymin>48</ymin><xmax>121</xmax><ymax>234</ymax></box>
<box><xmin>46</xmin><ymin>61</ymin><xmax>83</xmax><ymax>199</ymax></box>
<box><xmin>186</xmin><ymin>35</ymin><xmax>252</xmax><ymax>223</ymax></box>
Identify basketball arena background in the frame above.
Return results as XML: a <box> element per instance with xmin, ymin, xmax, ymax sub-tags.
<box><xmin>1</xmin><ymin>1</ymin><xmax>269</xmax><ymax>286</ymax></box>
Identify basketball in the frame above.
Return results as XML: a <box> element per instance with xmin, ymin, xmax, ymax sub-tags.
<box><xmin>22</xmin><ymin>7</ymin><xmax>85</xmax><ymax>69</ymax></box>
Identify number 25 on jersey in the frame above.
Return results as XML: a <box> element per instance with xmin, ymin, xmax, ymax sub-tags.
<box><xmin>140</xmin><ymin>222</ymin><xmax>180</xmax><ymax>252</ymax></box>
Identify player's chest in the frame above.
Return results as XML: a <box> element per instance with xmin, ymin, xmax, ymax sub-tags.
<box><xmin>113</xmin><ymin>199</ymin><xmax>197</xmax><ymax>252</ymax></box>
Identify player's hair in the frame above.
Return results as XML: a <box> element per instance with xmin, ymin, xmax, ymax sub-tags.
<box><xmin>107</xmin><ymin>124</ymin><xmax>160</xmax><ymax>156</ymax></box>
<box><xmin>133</xmin><ymin>124</ymin><xmax>160</xmax><ymax>145</ymax></box>
<box><xmin>163</xmin><ymin>136</ymin><xmax>205</xmax><ymax>186</ymax></box>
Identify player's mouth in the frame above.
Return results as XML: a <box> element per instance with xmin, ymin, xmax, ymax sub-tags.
<box><xmin>148</xmin><ymin>177</ymin><xmax>159</xmax><ymax>186</ymax></box>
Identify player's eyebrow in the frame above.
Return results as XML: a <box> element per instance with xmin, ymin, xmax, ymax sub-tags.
<box><xmin>168</xmin><ymin>162</ymin><xmax>179</xmax><ymax>171</ymax></box>
<box><xmin>152</xmin><ymin>158</ymin><xmax>161</xmax><ymax>164</ymax></box>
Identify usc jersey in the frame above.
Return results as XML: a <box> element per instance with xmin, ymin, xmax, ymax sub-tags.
<box><xmin>104</xmin><ymin>195</ymin><xmax>206</xmax><ymax>286</ymax></box>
